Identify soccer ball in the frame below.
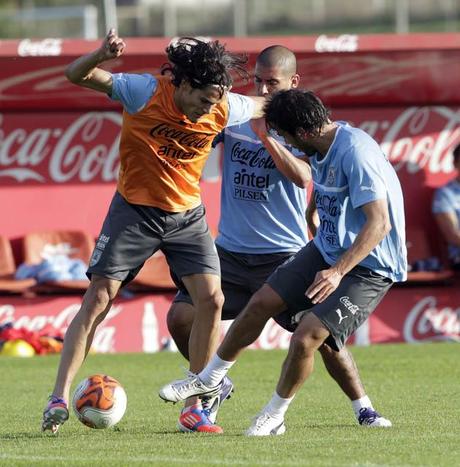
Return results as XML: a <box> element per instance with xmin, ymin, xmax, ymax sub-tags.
<box><xmin>72</xmin><ymin>374</ymin><xmax>127</xmax><ymax>429</ymax></box>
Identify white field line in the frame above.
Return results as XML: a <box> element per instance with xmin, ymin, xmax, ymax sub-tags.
<box><xmin>0</xmin><ymin>454</ymin><xmax>406</xmax><ymax>467</ymax></box>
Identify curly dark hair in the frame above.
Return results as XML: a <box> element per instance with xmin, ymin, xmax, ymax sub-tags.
<box><xmin>161</xmin><ymin>37</ymin><xmax>249</xmax><ymax>96</ymax></box>
<box><xmin>264</xmin><ymin>89</ymin><xmax>330</xmax><ymax>137</ymax></box>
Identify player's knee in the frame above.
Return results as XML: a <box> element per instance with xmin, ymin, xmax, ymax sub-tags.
<box><xmin>195</xmin><ymin>289</ymin><xmax>224</xmax><ymax>314</ymax></box>
<box><xmin>289</xmin><ymin>333</ymin><xmax>317</xmax><ymax>359</ymax></box>
<box><xmin>167</xmin><ymin>303</ymin><xmax>194</xmax><ymax>334</ymax></box>
<box><xmin>85</xmin><ymin>276</ymin><xmax>120</xmax><ymax>310</ymax></box>
<box><xmin>290</xmin><ymin>326</ymin><xmax>326</xmax><ymax>357</ymax></box>
<box><xmin>246</xmin><ymin>289</ymin><xmax>279</xmax><ymax>319</ymax></box>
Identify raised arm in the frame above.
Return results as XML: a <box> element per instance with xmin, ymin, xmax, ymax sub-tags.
<box><xmin>251</xmin><ymin>118</ymin><xmax>311</xmax><ymax>188</ymax></box>
<box><xmin>306</xmin><ymin>199</ymin><xmax>391</xmax><ymax>304</ymax></box>
<box><xmin>65</xmin><ymin>29</ymin><xmax>126</xmax><ymax>94</ymax></box>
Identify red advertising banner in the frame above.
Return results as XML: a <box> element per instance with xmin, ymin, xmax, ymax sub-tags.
<box><xmin>0</xmin><ymin>294</ymin><xmax>294</xmax><ymax>353</ymax></box>
<box><xmin>1</xmin><ymin>282</ymin><xmax>458</xmax><ymax>353</ymax></box>
<box><xmin>1</xmin><ymin>107</ymin><xmax>458</xmax><ymax>262</ymax></box>
<box><xmin>1</xmin><ymin>33</ymin><xmax>460</xmax><ymax>111</ymax></box>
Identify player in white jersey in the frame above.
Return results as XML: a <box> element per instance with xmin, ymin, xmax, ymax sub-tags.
<box><xmin>166</xmin><ymin>48</ymin><xmax>393</xmax><ymax>433</ymax></box>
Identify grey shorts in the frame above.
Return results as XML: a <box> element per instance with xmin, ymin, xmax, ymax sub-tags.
<box><xmin>173</xmin><ymin>245</ymin><xmax>293</xmax><ymax>319</ymax></box>
<box><xmin>270</xmin><ymin>242</ymin><xmax>393</xmax><ymax>351</ymax></box>
<box><xmin>87</xmin><ymin>191</ymin><xmax>220</xmax><ymax>289</ymax></box>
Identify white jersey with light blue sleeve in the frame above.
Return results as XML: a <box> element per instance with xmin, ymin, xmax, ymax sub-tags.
<box><xmin>311</xmin><ymin>122</ymin><xmax>407</xmax><ymax>282</ymax></box>
<box><xmin>216</xmin><ymin>122</ymin><xmax>308</xmax><ymax>254</ymax></box>
<box><xmin>432</xmin><ymin>179</ymin><xmax>460</xmax><ymax>263</ymax></box>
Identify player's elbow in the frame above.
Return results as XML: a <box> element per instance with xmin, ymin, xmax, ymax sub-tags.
<box><xmin>65</xmin><ymin>64</ymin><xmax>85</xmax><ymax>85</ymax></box>
<box><xmin>295</xmin><ymin>172</ymin><xmax>312</xmax><ymax>189</ymax></box>
<box><xmin>296</xmin><ymin>178</ymin><xmax>310</xmax><ymax>189</ymax></box>
<box><xmin>377</xmin><ymin>216</ymin><xmax>392</xmax><ymax>240</ymax></box>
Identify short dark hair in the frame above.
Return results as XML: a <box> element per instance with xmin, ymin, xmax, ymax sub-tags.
<box><xmin>256</xmin><ymin>45</ymin><xmax>297</xmax><ymax>75</ymax></box>
<box><xmin>264</xmin><ymin>89</ymin><xmax>330</xmax><ymax>137</ymax></box>
<box><xmin>161</xmin><ymin>37</ymin><xmax>249</xmax><ymax>96</ymax></box>
<box><xmin>453</xmin><ymin>143</ymin><xmax>460</xmax><ymax>164</ymax></box>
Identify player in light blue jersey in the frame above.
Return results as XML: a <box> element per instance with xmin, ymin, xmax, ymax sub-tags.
<box><xmin>160</xmin><ymin>88</ymin><xmax>407</xmax><ymax>435</ymax></box>
<box><xmin>165</xmin><ymin>49</ymin><xmax>394</xmax><ymax>433</ymax></box>
<box><xmin>432</xmin><ymin>143</ymin><xmax>460</xmax><ymax>270</ymax></box>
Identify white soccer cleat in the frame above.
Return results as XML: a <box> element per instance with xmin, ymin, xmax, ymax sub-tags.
<box><xmin>245</xmin><ymin>412</ymin><xmax>286</xmax><ymax>436</ymax></box>
<box><xmin>159</xmin><ymin>373</ymin><xmax>222</xmax><ymax>403</ymax></box>
<box><xmin>201</xmin><ymin>376</ymin><xmax>234</xmax><ymax>423</ymax></box>
<box><xmin>358</xmin><ymin>407</ymin><xmax>392</xmax><ymax>427</ymax></box>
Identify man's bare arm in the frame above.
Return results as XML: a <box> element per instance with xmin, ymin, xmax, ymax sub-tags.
<box><xmin>251</xmin><ymin>118</ymin><xmax>311</xmax><ymax>188</ymax></box>
<box><xmin>306</xmin><ymin>198</ymin><xmax>392</xmax><ymax>304</ymax></box>
<box><xmin>305</xmin><ymin>194</ymin><xmax>319</xmax><ymax>238</ymax></box>
<box><xmin>65</xmin><ymin>29</ymin><xmax>126</xmax><ymax>94</ymax></box>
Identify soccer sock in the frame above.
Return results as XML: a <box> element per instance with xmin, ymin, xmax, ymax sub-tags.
<box><xmin>264</xmin><ymin>391</ymin><xmax>295</xmax><ymax>418</ymax></box>
<box><xmin>351</xmin><ymin>395</ymin><xmax>374</xmax><ymax>417</ymax></box>
<box><xmin>198</xmin><ymin>354</ymin><xmax>235</xmax><ymax>387</ymax></box>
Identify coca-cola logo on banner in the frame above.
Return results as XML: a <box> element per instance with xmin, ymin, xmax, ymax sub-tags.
<box><xmin>17</xmin><ymin>38</ymin><xmax>63</xmax><ymax>57</ymax></box>
<box><xmin>0</xmin><ymin>112</ymin><xmax>122</xmax><ymax>184</ymax></box>
<box><xmin>1</xmin><ymin>107</ymin><xmax>458</xmax><ymax>185</ymax></box>
<box><xmin>0</xmin><ymin>302</ymin><xmax>125</xmax><ymax>353</ymax></box>
<box><xmin>403</xmin><ymin>296</ymin><xmax>460</xmax><ymax>343</ymax></box>
<box><xmin>315</xmin><ymin>34</ymin><xmax>359</xmax><ymax>53</ymax></box>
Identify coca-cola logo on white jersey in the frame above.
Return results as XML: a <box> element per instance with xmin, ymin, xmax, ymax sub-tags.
<box><xmin>403</xmin><ymin>296</ymin><xmax>460</xmax><ymax>342</ymax></box>
<box><xmin>0</xmin><ymin>112</ymin><xmax>122</xmax><ymax>183</ymax></box>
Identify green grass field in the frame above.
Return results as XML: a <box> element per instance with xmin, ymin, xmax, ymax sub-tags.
<box><xmin>1</xmin><ymin>342</ymin><xmax>459</xmax><ymax>466</ymax></box>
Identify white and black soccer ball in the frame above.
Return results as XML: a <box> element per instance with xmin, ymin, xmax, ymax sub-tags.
<box><xmin>72</xmin><ymin>374</ymin><xmax>127</xmax><ymax>429</ymax></box>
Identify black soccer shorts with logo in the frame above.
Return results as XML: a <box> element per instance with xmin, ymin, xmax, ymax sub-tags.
<box><xmin>87</xmin><ymin>191</ymin><xmax>220</xmax><ymax>289</ymax></box>
<box><xmin>269</xmin><ymin>241</ymin><xmax>393</xmax><ymax>351</ymax></box>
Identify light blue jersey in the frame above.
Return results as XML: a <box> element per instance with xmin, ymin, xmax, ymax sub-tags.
<box><xmin>216</xmin><ymin>123</ymin><xmax>309</xmax><ymax>254</ymax></box>
<box><xmin>432</xmin><ymin>179</ymin><xmax>460</xmax><ymax>264</ymax></box>
<box><xmin>311</xmin><ymin>122</ymin><xmax>407</xmax><ymax>282</ymax></box>
<box><xmin>110</xmin><ymin>73</ymin><xmax>255</xmax><ymax>125</ymax></box>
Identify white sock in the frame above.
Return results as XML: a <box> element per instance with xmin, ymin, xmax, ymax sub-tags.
<box><xmin>351</xmin><ymin>395</ymin><xmax>374</xmax><ymax>418</ymax></box>
<box><xmin>264</xmin><ymin>391</ymin><xmax>295</xmax><ymax>419</ymax></box>
<box><xmin>198</xmin><ymin>354</ymin><xmax>235</xmax><ymax>387</ymax></box>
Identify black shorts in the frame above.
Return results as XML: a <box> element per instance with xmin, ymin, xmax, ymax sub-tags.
<box><xmin>87</xmin><ymin>191</ymin><xmax>220</xmax><ymax>289</ymax></box>
<box><xmin>174</xmin><ymin>245</ymin><xmax>293</xmax><ymax>320</ymax></box>
<box><xmin>269</xmin><ymin>242</ymin><xmax>393</xmax><ymax>351</ymax></box>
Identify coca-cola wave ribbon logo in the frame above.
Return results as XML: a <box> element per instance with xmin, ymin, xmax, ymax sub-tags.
<box><xmin>358</xmin><ymin>106</ymin><xmax>460</xmax><ymax>176</ymax></box>
<box><xmin>17</xmin><ymin>38</ymin><xmax>63</xmax><ymax>57</ymax></box>
<box><xmin>0</xmin><ymin>112</ymin><xmax>122</xmax><ymax>183</ymax></box>
<box><xmin>0</xmin><ymin>107</ymin><xmax>458</xmax><ymax>185</ymax></box>
<box><xmin>403</xmin><ymin>296</ymin><xmax>460</xmax><ymax>342</ymax></box>
<box><xmin>315</xmin><ymin>34</ymin><xmax>359</xmax><ymax>53</ymax></box>
<box><xmin>0</xmin><ymin>302</ymin><xmax>124</xmax><ymax>353</ymax></box>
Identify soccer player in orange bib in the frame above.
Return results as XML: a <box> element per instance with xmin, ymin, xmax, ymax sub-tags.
<box><xmin>42</xmin><ymin>29</ymin><xmax>264</xmax><ymax>434</ymax></box>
